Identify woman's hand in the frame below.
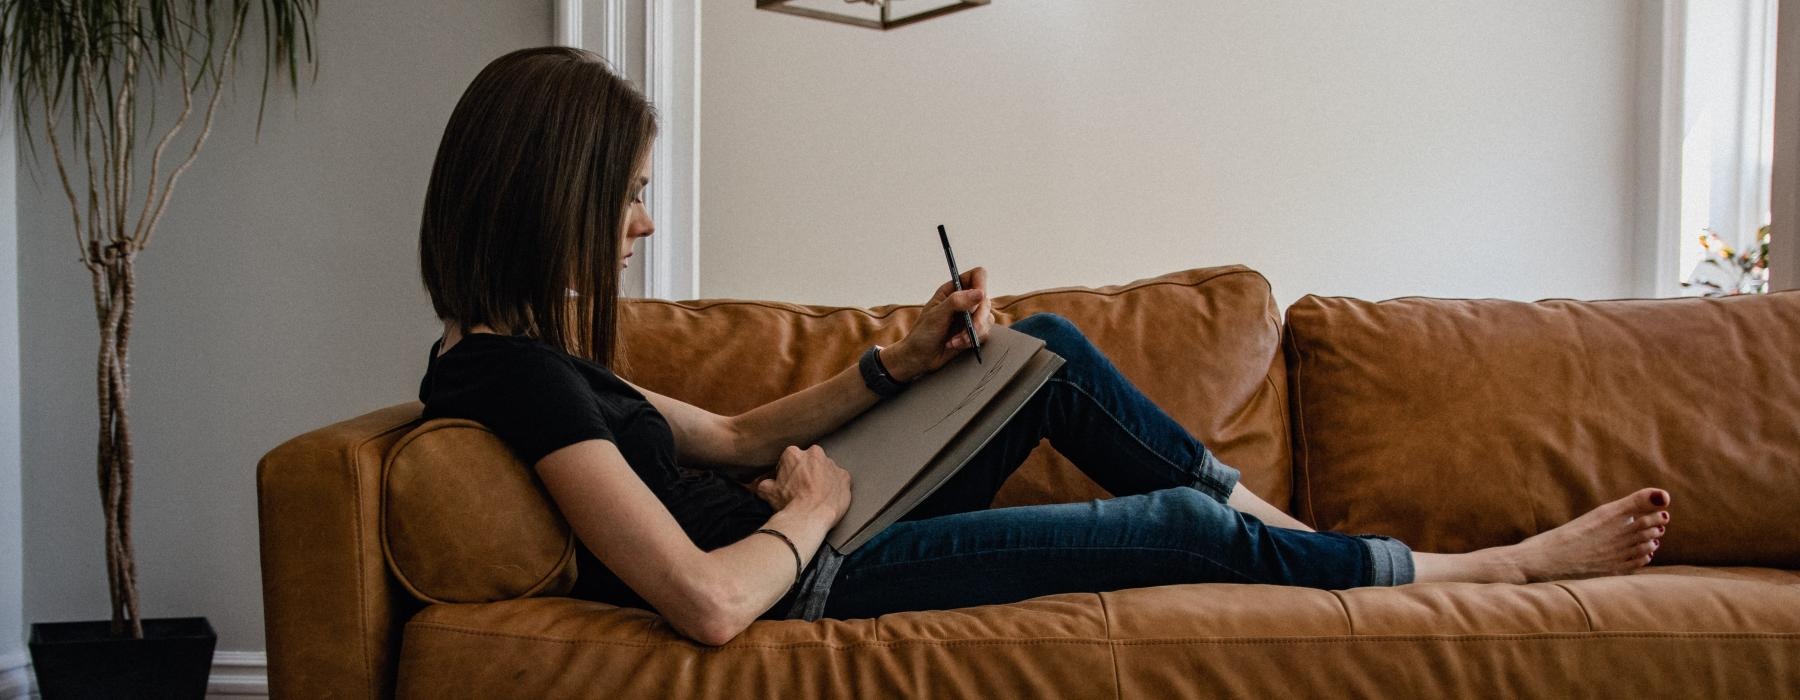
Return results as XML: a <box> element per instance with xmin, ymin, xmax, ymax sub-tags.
<box><xmin>753</xmin><ymin>445</ymin><xmax>852</xmax><ymax>521</ymax></box>
<box><xmin>882</xmin><ymin>266</ymin><xmax>995</xmax><ymax>382</ymax></box>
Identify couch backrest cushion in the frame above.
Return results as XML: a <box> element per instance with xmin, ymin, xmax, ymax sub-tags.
<box><xmin>619</xmin><ymin>266</ymin><xmax>1294</xmax><ymax>509</ymax></box>
<box><xmin>1285</xmin><ymin>291</ymin><xmax>1800</xmax><ymax>566</ymax></box>
<box><xmin>381</xmin><ymin>419</ymin><xmax>577</xmax><ymax>604</ymax></box>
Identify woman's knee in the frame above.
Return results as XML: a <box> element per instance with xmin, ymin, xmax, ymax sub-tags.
<box><xmin>1094</xmin><ymin>487</ymin><xmax>1236</xmax><ymax>549</ymax></box>
<box><xmin>1010</xmin><ymin>313</ymin><xmax>1095</xmax><ymax>361</ymax></box>
<box><xmin>1144</xmin><ymin>487</ymin><xmax>1238</xmax><ymax>531</ymax></box>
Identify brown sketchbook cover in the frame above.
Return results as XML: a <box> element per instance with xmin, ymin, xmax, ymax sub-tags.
<box><xmin>820</xmin><ymin>324</ymin><xmax>1065</xmax><ymax>553</ymax></box>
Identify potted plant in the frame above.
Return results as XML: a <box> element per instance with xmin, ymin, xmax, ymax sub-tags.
<box><xmin>2</xmin><ymin>1</ymin><xmax>317</xmax><ymax>696</ymax></box>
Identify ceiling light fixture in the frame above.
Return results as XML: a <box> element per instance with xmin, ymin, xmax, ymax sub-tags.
<box><xmin>755</xmin><ymin>0</ymin><xmax>989</xmax><ymax>31</ymax></box>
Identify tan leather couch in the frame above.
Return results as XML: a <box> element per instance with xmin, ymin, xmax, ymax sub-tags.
<box><xmin>258</xmin><ymin>266</ymin><xmax>1800</xmax><ymax>698</ymax></box>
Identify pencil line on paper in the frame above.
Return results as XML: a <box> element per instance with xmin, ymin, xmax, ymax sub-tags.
<box><xmin>919</xmin><ymin>344</ymin><xmax>1016</xmax><ymax>434</ymax></box>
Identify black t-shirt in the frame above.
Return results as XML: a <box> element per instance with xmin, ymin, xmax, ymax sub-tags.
<box><xmin>417</xmin><ymin>332</ymin><xmax>776</xmax><ymax>610</ymax></box>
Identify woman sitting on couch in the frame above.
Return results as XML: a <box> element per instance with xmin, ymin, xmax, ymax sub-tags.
<box><xmin>415</xmin><ymin>47</ymin><xmax>1673</xmax><ymax>646</ymax></box>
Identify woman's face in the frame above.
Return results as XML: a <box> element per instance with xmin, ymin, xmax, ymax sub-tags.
<box><xmin>620</xmin><ymin>152</ymin><xmax>654</xmax><ymax>270</ymax></box>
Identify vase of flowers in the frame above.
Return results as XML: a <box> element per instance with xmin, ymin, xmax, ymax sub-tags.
<box><xmin>1683</xmin><ymin>225</ymin><xmax>1771</xmax><ymax>296</ymax></box>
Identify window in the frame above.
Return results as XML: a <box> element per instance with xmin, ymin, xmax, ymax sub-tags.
<box><xmin>1671</xmin><ymin>0</ymin><xmax>1779</xmax><ymax>296</ymax></box>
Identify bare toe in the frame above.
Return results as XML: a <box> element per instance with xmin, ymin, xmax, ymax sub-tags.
<box><xmin>1624</xmin><ymin>488</ymin><xmax>1669</xmax><ymax>516</ymax></box>
<box><xmin>1630</xmin><ymin>510</ymin><xmax>1671</xmax><ymax>535</ymax></box>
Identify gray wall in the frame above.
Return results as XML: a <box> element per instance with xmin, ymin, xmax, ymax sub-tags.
<box><xmin>17</xmin><ymin>3</ymin><xmax>550</xmax><ymax>652</ymax></box>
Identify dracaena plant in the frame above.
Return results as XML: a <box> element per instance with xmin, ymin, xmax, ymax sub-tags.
<box><xmin>0</xmin><ymin>0</ymin><xmax>318</xmax><ymax>639</ymax></box>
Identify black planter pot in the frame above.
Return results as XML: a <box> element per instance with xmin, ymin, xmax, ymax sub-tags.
<box><xmin>27</xmin><ymin>617</ymin><xmax>217</xmax><ymax>700</ymax></box>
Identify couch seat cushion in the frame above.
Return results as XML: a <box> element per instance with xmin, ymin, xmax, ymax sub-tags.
<box><xmin>396</xmin><ymin>566</ymin><xmax>1800</xmax><ymax>698</ymax></box>
<box><xmin>398</xmin><ymin>593</ymin><xmax>1116</xmax><ymax>697</ymax></box>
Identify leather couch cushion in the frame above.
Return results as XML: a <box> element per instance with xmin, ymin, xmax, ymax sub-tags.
<box><xmin>399</xmin><ymin>592</ymin><xmax>1117</xmax><ymax>697</ymax></box>
<box><xmin>619</xmin><ymin>265</ymin><xmax>1294</xmax><ymax>510</ymax></box>
<box><xmin>1286</xmin><ymin>291</ymin><xmax>1800</xmax><ymax>566</ymax></box>
<box><xmin>394</xmin><ymin>566</ymin><xmax>1800</xmax><ymax>697</ymax></box>
<box><xmin>381</xmin><ymin>419</ymin><xmax>577</xmax><ymax>604</ymax></box>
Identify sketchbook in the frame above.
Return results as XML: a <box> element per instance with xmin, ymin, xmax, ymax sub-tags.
<box><xmin>818</xmin><ymin>324</ymin><xmax>1065</xmax><ymax>554</ymax></box>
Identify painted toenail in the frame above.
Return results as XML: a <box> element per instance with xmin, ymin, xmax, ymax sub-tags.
<box><xmin>1653</xmin><ymin>539</ymin><xmax>1660</xmax><ymax>549</ymax></box>
<box><xmin>1650</xmin><ymin>492</ymin><xmax>1667</xmax><ymax>507</ymax></box>
<box><xmin>1657</xmin><ymin>526</ymin><xmax>1665</xmax><ymax>535</ymax></box>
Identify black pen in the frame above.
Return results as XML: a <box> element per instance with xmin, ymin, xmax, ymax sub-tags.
<box><xmin>936</xmin><ymin>224</ymin><xmax>983</xmax><ymax>364</ymax></box>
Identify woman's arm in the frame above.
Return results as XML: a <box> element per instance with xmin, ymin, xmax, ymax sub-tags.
<box><xmin>626</xmin><ymin>382</ymin><xmax>765</xmax><ymax>470</ymax></box>
<box><xmin>631</xmin><ymin>267</ymin><xmax>995</xmax><ymax>469</ymax></box>
<box><xmin>535</xmin><ymin>439</ymin><xmax>848</xmax><ymax>646</ymax></box>
<box><xmin>629</xmin><ymin>346</ymin><xmax>926</xmax><ymax>469</ymax></box>
<box><xmin>727</xmin><ymin>354</ymin><xmax>890</xmax><ymax>466</ymax></box>
<box><xmin>733</xmin><ymin>269</ymin><xmax>997</xmax><ymax>464</ymax></box>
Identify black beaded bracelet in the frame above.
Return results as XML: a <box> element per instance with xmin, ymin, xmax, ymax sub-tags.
<box><xmin>858</xmin><ymin>345</ymin><xmax>909</xmax><ymax>398</ymax></box>
<box><xmin>755</xmin><ymin>528</ymin><xmax>803</xmax><ymax>585</ymax></box>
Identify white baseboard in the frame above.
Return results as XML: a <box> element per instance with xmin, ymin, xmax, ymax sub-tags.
<box><xmin>0</xmin><ymin>648</ymin><xmax>268</xmax><ymax>700</ymax></box>
<box><xmin>205</xmin><ymin>651</ymin><xmax>269</xmax><ymax>698</ymax></box>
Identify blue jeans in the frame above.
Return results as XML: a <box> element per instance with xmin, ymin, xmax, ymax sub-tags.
<box><xmin>794</xmin><ymin>313</ymin><xmax>1414</xmax><ymax>621</ymax></box>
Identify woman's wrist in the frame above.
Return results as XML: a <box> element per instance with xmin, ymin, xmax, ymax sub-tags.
<box><xmin>777</xmin><ymin>494</ymin><xmax>829</xmax><ymax>520</ymax></box>
<box><xmin>878</xmin><ymin>344</ymin><xmax>922</xmax><ymax>384</ymax></box>
<box><xmin>753</xmin><ymin>528</ymin><xmax>802</xmax><ymax>584</ymax></box>
<box><xmin>764</xmin><ymin>504</ymin><xmax>831</xmax><ymax>568</ymax></box>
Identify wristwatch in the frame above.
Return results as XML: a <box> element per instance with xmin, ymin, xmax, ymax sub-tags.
<box><xmin>858</xmin><ymin>345</ymin><xmax>909</xmax><ymax>398</ymax></box>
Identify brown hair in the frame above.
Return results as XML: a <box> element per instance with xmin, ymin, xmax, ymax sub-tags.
<box><xmin>419</xmin><ymin>46</ymin><xmax>657</xmax><ymax>368</ymax></box>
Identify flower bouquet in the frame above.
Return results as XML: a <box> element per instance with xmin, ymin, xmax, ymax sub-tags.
<box><xmin>1684</xmin><ymin>225</ymin><xmax>1771</xmax><ymax>296</ymax></box>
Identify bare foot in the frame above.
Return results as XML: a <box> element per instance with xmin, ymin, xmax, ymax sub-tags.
<box><xmin>1413</xmin><ymin>488</ymin><xmax>1670</xmax><ymax>584</ymax></box>
<box><xmin>1494</xmin><ymin>487</ymin><xmax>1670</xmax><ymax>583</ymax></box>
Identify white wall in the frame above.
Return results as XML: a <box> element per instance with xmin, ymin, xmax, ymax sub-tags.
<box><xmin>699</xmin><ymin>1</ymin><xmax>1648</xmax><ymax>308</ymax></box>
<box><xmin>16</xmin><ymin>1</ymin><xmax>549</xmax><ymax>657</ymax></box>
